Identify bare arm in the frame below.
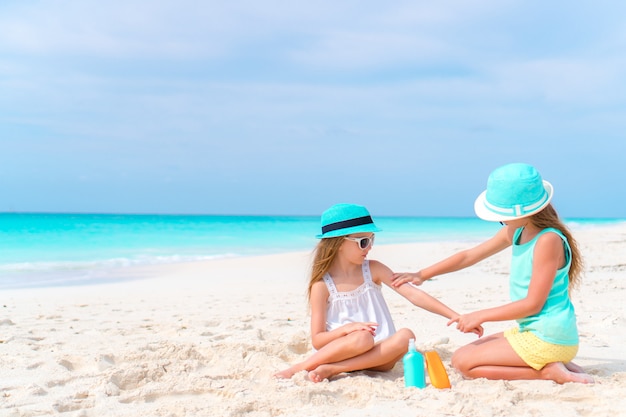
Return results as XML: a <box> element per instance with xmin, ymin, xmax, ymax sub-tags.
<box><xmin>371</xmin><ymin>260</ymin><xmax>483</xmax><ymax>336</ymax></box>
<box><xmin>449</xmin><ymin>232</ymin><xmax>563</xmax><ymax>332</ymax></box>
<box><xmin>392</xmin><ymin>227</ymin><xmax>512</xmax><ymax>287</ymax></box>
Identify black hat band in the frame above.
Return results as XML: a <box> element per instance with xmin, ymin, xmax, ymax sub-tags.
<box><xmin>321</xmin><ymin>215</ymin><xmax>374</xmax><ymax>234</ymax></box>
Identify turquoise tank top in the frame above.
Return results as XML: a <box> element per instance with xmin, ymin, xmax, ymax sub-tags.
<box><xmin>510</xmin><ymin>227</ymin><xmax>579</xmax><ymax>345</ymax></box>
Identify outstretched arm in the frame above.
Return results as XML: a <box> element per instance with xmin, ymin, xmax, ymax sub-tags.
<box><xmin>371</xmin><ymin>260</ymin><xmax>483</xmax><ymax>337</ymax></box>
<box><xmin>448</xmin><ymin>231</ymin><xmax>563</xmax><ymax>332</ymax></box>
<box><xmin>392</xmin><ymin>227</ymin><xmax>512</xmax><ymax>287</ymax></box>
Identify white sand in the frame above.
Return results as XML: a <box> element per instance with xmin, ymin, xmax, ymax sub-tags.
<box><xmin>2</xmin><ymin>224</ymin><xmax>625</xmax><ymax>416</ymax></box>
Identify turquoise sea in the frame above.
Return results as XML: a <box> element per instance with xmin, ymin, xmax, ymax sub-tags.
<box><xmin>1</xmin><ymin>213</ymin><xmax>623</xmax><ymax>290</ymax></box>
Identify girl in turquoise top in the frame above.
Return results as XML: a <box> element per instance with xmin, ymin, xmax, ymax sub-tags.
<box><xmin>392</xmin><ymin>163</ymin><xmax>594</xmax><ymax>384</ymax></box>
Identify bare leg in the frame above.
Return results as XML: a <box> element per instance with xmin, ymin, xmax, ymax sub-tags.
<box><xmin>274</xmin><ymin>329</ymin><xmax>376</xmax><ymax>379</ymax></box>
<box><xmin>308</xmin><ymin>328</ymin><xmax>414</xmax><ymax>383</ymax></box>
<box><xmin>451</xmin><ymin>332</ymin><xmax>594</xmax><ymax>384</ymax></box>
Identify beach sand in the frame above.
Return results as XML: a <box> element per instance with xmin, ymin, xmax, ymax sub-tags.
<box><xmin>2</xmin><ymin>224</ymin><xmax>625</xmax><ymax>416</ymax></box>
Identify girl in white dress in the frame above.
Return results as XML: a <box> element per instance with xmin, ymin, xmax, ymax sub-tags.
<box><xmin>275</xmin><ymin>203</ymin><xmax>481</xmax><ymax>383</ymax></box>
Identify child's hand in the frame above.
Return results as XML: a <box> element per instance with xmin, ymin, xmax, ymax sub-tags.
<box><xmin>391</xmin><ymin>271</ymin><xmax>426</xmax><ymax>287</ymax></box>
<box><xmin>344</xmin><ymin>322</ymin><xmax>378</xmax><ymax>337</ymax></box>
<box><xmin>448</xmin><ymin>313</ymin><xmax>484</xmax><ymax>337</ymax></box>
<box><xmin>469</xmin><ymin>325</ymin><xmax>484</xmax><ymax>337</ymax></box>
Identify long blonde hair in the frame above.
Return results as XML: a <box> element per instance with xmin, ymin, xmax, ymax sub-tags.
<box><xmin>530</xmin><ymin>203</ymin><xmax>584</xmax><ymax>290</ymax></box>
<box><xmin>306</xmin><ymin>237</ymin><xmax>344</xmax><ymax>304</ymax></box>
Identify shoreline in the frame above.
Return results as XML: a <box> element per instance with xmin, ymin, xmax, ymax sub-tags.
<box><xmin>2</xmin><ymin>225</ymin><xmax>625</xmax><ymax>416</ymax></box>
<box><xmin>4</xmin><ymin>218</ymin><xmax>624</xmax><ymax>291</ymax></box>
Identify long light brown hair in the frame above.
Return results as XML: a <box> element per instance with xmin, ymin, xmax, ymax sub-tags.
<box><xmin>530</xmin><ymin>203</ymin><xmax>584</xmax><ymax>290</ymax></box>
<box><xmin>306</xmin><ymin>237</ymin><xmax>345</xmax><ymax>304</ymax></box>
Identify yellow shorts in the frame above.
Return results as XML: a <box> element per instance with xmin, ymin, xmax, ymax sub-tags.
<box><xmin>504</xmin><ymin>327</ymin><xmax>578</xmax><ymax>371</ymax></box>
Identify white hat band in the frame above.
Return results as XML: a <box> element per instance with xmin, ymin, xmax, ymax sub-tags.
<box><xmin>483</xmin><ymin>191</ymin><xmax>549</xmax><ymax>217</ymax></box>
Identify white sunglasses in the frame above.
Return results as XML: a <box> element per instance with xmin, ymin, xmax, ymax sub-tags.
<box><xmin>344</xmin><ymin>234</ymin><xmax>375</xmax><ymax>249</ymax></box>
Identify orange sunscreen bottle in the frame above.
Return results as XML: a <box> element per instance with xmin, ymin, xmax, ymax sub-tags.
<box><xmin>425</xmin><ymin>351</ymin><xmax>451</xmax><ymax>389</ymax></box>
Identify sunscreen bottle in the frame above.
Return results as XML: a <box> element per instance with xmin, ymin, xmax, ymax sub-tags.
<box><xmin>425</xmin><ymin>350</ymin><xmax>451</xmax><ymax>389</ymax></box>
<box><xmin>403</xmin><ymin>338</ymin><xmax>426</xmax><ymax>388</ymax></box>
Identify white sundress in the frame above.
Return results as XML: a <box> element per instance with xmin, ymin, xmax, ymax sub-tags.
<box><xmin>322</xmin><ymin>260</ymin><xmax>396</xmax><ymax>343</ymax></box>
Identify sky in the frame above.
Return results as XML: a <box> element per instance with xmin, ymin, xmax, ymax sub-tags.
<box><xmin>1</xmin><ymin>1</ymin><xmax>625</xmax><ymax>218</ymax></box>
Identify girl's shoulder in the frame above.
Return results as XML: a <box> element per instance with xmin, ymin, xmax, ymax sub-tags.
<box><xmin>367</xmin><ymin>259</ymin><xmax>387</xmax><ymax>269</ymax></box>
<box><xmin>535</xmin><ymin>228</ymin><xmax>566</xmax><ymax>246</ymax></box>
<box><xmin>310</xmin><ymin>278</ymin><xmax>330</xmax><ymax>298</ymax></box>
<box><xmin>312</xmin><ymin>278</ymin><xmax>329</xmax><ymax>289</ymax></box>
<box><xmin>367</xmin><ymin>259</ymin><xmax>393</xmax><ymax>284</ymax></box>
<box><xmin>539</xmin><ymin>227</ymin><xmax>565</xmax><ymax>238</ymax></box>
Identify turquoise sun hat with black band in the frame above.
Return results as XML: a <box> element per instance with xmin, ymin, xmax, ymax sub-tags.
<box><xmin>316</xmin><ymin>203</ymin><xmax>382</xmax><ymax>238</ymax></box>
<box><xmin>474</xmin><ymin>163</ymin><xmax>553</xmax><ymax>222</ymax></box>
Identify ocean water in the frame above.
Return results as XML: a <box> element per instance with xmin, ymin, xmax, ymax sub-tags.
<box><xmin>0</xmin><ymin>213</ymin><xmax>622</xmax><ymax>289</ymax></box>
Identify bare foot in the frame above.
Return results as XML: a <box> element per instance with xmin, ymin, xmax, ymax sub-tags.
<box><xmin>308</xmin><ymin>365</ymin><xmax>334</xmax><ymax>383</ymax></box>
<box><xmin>564</xmin><ymin>361</ymin><xmax>585</xmax><ymax>373</ymax></box>
<box><xmin>542</xmin><ymin>362</ymin><xmax>594</xmax><ymax>384</ymax></box>
<box><xmin>308</xmin><ymin>370</ymin><xmax>324</xmax><ymax>383</ymax></box>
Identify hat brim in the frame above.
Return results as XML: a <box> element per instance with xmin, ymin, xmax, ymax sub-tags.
<box><xmin>316</xmin><ymin>224</ymin><xmax>381</xmax><ymax>239</ymax></box>
<box><xmin>474</xmin><ymin>181</ymin><xmax>553</xmax><ymax>222</ymax></box>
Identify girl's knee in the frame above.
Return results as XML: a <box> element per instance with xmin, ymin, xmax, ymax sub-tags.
<box><xmin>388</xmin><ymin>328</ymin><xmax>416</xmax><ymax>356</ymax></box>
<box><xmin>351</xmin><ymin>330</ymin><xmax>376</xmax><ymax>351</ymax></box>
<box><xmin>393</xmin><ymin>328</ymin><xmax>416</xmax><ymax>350</ymax></box>
<box><xmin>397</xmin><ymin>328</ymin><xmax>416</xmax><ymax>341</ymax></box>
<box><xmin>451</xmin><ymin>348</ymin><xmax>471</xmax><ymax>376</ymax></box>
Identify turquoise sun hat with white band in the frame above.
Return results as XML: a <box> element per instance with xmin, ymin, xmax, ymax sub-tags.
<box><xmin>474</xmin><ymin>163</ymin><xmax>553</xmax><ymax>222</ymax></box>
<box><xmin>316</xmin><ymin>203</ymin><xmax>382</xmax><ymax>238</ymax></box>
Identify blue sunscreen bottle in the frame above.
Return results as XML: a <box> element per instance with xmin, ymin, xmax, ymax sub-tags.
<box><xmin>403</xmin><ymin>338</ymin><xmax>426</xmax><ymax>388</ymax></box>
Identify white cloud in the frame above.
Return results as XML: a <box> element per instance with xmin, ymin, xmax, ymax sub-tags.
<box><xmin>1</xmin><ymin>0</ymin><xmax>625</xmax><ymax>215</ymax></box>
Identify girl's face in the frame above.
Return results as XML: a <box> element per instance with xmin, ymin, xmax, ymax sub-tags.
<box><xmin>341</xmin><ymin>233</ymin><xmax>375</xmax><ymax>262</ymax></box>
